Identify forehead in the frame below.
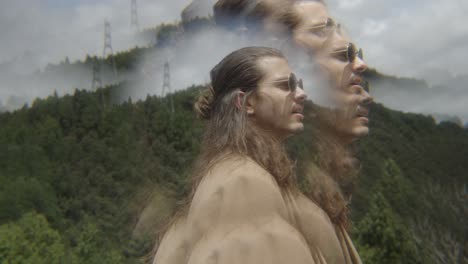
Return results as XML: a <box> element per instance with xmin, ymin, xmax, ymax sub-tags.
<box><xmin>295</xmin><ymin>1</ymin><xmax>329</xmax><ymax>25</ymax></box>
<box><xmin>256</xmin><ymin>56</ymin><xmax>290</xmax><ymax>82</ymax></box>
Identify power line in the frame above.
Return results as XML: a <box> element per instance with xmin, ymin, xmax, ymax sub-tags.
<box><xmin>162</xmin><ymin>60</ymin><xmax>174</xmax><ymax>113</ymax></box>
<box><xmin>91</xmin><ymin>57</ymin><xmax>102</xmax><ymax>91</ymax></box>
<box><xmin>103</xmin><ymin>19</ymin><xmax>117</xmax><ymax>77</ymax></box>
<box><xmin>131</xmin><ymin>0</ymin><xmax>140</xmax><ymax>32</ymax></box>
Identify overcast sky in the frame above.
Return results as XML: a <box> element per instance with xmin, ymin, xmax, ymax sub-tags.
<box><xmin>0</xmin><ymin>0</ymin><xmax>467</xmax><ymax>121</ymax></box>
<box><xmin>326</xmin><ymin>0</ymin><xmax>468</xmax><ymax>81</ymax></box>
<box><xmin>0</xmin><ymin>0</ymin><xmax>190</xmax><ymax>67</ymax></box>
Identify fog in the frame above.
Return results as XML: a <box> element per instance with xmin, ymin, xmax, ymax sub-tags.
<box><xmin>0</xmin><ymin>0</ymin><xmax>466</xmax><ymax>123</ymax></box>
<box><xmin>124</xmin><ymin>27</ymin><xmax>330</xmax><ymax>107</ymax></box>
<box><xmin>0</xmin><ymin>0</ymin><xmax>190</xmax><ymax>109</ymax></box>
<box><xmin>370</xmin><ymin>75</ymin><xmax>468</xmax><ymax>124</ymax></box>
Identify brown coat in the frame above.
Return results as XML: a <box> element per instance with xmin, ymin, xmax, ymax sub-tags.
<box><xmin>154</xmin><ymin>156</ymin><xmax>361</xmax><ymax>264</ymax></box>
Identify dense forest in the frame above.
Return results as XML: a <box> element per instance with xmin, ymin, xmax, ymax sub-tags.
<box><xmin>0</xmin><ymin>82</ymin><xmax>466</xmax><ymax>263</ymax></box>
<box><xmin>1</xmin><ymin>18</ymin><xmax>467</xmax><ymax>264</ymax></box>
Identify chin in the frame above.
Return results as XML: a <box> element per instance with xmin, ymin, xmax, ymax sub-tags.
<box><xmin>292</xmin><ymin>122</ymin><xmax>305</xmax><ymax>133</ymax></box>
<box><xmin>284</xmin><ymin>123</ymin><xmax>305</xmax><ymax>138</ymax></box>
<box><xmin>350</xmin><ymin>126</ymin><xmax>369</xmax><ymax>138</ymax></box>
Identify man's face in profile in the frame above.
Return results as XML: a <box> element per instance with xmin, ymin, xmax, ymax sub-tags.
<box><xmin>316</xmin><ymin>29</ymin><xmax>373</xmax><ymax>141</ymax></box>
<box><xmin>291</xmin><ymin>2</ymin><xmax>373</xmax><ymax>141</ymax></box>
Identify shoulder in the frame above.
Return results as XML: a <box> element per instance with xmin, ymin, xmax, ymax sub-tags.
<box><xmin>187</xmin><ymin>155</ymin><xmax>289</xmax><ymax>235</ymax></box>
<box><xmin>182</xmin><ymin>157</ymin><xmax>323</xmax><ymax>263</ymax></box>
<box><xmin>292</xmin><ymin>192</ymin><xmax>346</xmax><ymax>263</ymax></box>
<box><xmin>154</xmin><ymin>217</ymin><xmax>189</xmax><ymax>264</ymax></box>
<box><xmin>294</xmin><ymin>192</ymin><xmax>332</xmax><ymax>224</ymax></box>
<box><xmin>188</xmin><ymin>216</ymin><xmax>317</xmax><ymax>264</ymax></box>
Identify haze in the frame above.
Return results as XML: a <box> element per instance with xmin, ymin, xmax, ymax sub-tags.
<box><xmin>0</xmin><ymin>0</ymin><xmax>466</xmax><ymax>123</ymax></box>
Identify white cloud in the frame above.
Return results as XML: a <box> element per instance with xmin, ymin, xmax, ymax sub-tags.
<box><xmin>362</xmin><ymin>19</ymin><xmax>387</xmax><ymax>36</ymax></box>
<box><xmin>0</xmin><ymin>0</ymin><xmax>190</xmax><ymax>67</ymax></box>
<box><xmin>337</xmin><ymin>0</ymin><xmax>364</xmax><ymax>9</ymax></box>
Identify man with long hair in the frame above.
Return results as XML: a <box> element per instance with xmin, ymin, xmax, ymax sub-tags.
<box><xmin>154</xmin><ymin>46</ymin><xmax>363</xmax><ymax>263</ymax></box>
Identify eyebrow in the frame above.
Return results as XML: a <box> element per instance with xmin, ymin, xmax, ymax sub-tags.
<box><xmin>331</xmin><ymin>46</ymin><xmax>347</xmax><ymax>53</ymax></box>
<box><xmin>271</xmin><ymin>76</ymin><xmax>289</xmax><ymax>83</ymax></box>
<box><xmin>304</xmin><ymin>17</ymin><xmax>331</xmax><ymax>27</ymax></box>
<box><xmin>306</xmin><ymin>20</ymin><xmax>326</xmax><ymax>27</ymax></box>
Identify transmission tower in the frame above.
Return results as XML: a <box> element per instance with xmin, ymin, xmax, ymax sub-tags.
<box><xmin>91</xmin><ymin>57</ymin><xmax>102</xmax><ymax>90</ymax></box>
<box><xmin>162</xmin><ymin>61</ymin><xmax>174</xmax><ymax>113</ymax></box>
<box><xmin>103</xmin><ymin>19</ymin><xmax>118</xmax><ymax>77</ymax></box>
<box><xmin>131</xmin><ymin>0</ymin><xmax>140</xmax><ymax>32</ymax></box>
<box><xmin>91</xmin><ymin>57</ymin><xmax>107</xmax><ymax>108</ymax></box>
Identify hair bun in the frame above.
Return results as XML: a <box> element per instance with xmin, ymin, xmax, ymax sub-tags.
<box><xmin>194</xmin><ymin>85</ymin><xmax>215</xmax><ymax>120</ymax></box>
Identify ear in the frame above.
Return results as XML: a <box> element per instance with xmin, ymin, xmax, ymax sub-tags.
<box><xmin>236</xmin><ymin>91</ymin><xmax>255</xmax><ymax>115</ymax></box>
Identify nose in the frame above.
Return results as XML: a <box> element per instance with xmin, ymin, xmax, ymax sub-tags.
<box><xmin>360</xmin><ymin>88</ymin><xmax>373</xmax><ymax>106</ymax></box>
<box><xmin>352</xmin><ymin>56</ymin><xmax>368</xmax><ymax>74</ymax></box>
<box><xmin>295</xmin><ymin>87</ymin><xmax>308</xmax><ymax>102</ymax></box>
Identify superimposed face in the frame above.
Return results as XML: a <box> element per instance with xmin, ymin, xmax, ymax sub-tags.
<box><xmin>316</xmin><ymin>32</ymin><xmax>373</xmax><ymax>141</ymax></box>
<box><xmin>293</xmin><ymin>1</ymin><xmax>334</xmax><ymax>53</ymax></box>
<box><xmin>291</xmin><ymin>2</ymin><xmax>373</xmax><ymax>142</ymax></box>
<box><xmin>247</xmin><ymin>56</ymin><xmax>308</xmax><ymax>140</ymax></box>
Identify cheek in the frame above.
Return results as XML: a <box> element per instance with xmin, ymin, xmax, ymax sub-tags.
<box><xmin>340</xmin><ymin>64</ymin><xmax>353</xmax><ymax>84</ymax></box>
<box><xmin>318</xmin><ymin>61</ymin><xmax>344</xmax><ymax>87</ymax></box>
<box><xmin>294</xmin><ymin>32</ymin><xmax>325</xmax><ymax>51</ymax></box>
<box><xmin>254</xmin><ymin>97</ymin><xmax>278</xmax><ymax>120</ymax></box>
<box><xmin>256</xmin><ymin>95</ymin><xmax>291</xmax><ymax>124</ymax></box>
<box><xmin>333</xmin><ymin>92</ymin><xmax>360</xmax><ymax>110</ymax></box>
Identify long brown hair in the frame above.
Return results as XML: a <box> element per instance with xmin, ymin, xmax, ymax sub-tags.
<box><xmin>298</xmin><ymin>101</ymin><xmax>360</xmax><ymax>229</ymax></box>
<box><xmin>192</xmin><ymin>46</ymin><xmax>295</xmax><ymax>191</ymax></box>
<box><xmin>151</xmin><ymin>47</ymin><xmax>297</xmax><ymax>260</ymax></box>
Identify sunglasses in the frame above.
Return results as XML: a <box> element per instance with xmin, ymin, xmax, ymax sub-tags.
<box><xmin>305</xmin><ymin>18</ymin><xmax>337</xmax><ymax>37</ymax></box>
<box><xmin>268</xmin><ymin>72</ymin><xmax>304</xmax><ymax>93</ymax></box>
<box><xmin>330</xmin><ymin>42</ymin><xmax>364</xmax><ymax>63</ymax></box>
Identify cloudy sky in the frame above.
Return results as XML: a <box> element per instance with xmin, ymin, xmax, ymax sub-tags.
<box><xmin>0</xmin><ymin>0</ymin><xmax>467</xmax><ymax>121</ymax></box>
<box><xmin>0</xmin><ymin>0</ymin><xmax>190</xmax><ymax>68</ymax></box>
<box><xmin>326</xmin><ymin>0</ymin><xmax>468</xmax><ymax>81</ymax></box>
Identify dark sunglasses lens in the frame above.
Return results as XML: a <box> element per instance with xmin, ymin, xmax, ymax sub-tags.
<box><xmin>357</xmin><ymin>48</ymin><xmax>364</xmax><ymax>60</ymax></box>
<box><xmin>348</xmin><ymin>43</ymin><xmax>356</xmax><ymax>63</ymax></box>
<box><xmin>289</xmin><ymin>73</ymin><xmax>297</xmax><ymax>92</ymax></box>
<box><xmin>298</xmin><ymin>79</ymin><xmax>303</xmax><ymax>89</ymax></box>
<box><xmin>326</xmin><ymin>18</ymin><xmax>335</xmax><ymax>28</ymax></box>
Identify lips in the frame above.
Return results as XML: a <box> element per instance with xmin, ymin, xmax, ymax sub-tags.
<box><xmin>291</xmin><ymin>105</ymin><xmax>304</xmax><ymax>114</ymax></box>
<box><xmin>349</xmin><ymin>76</ymin><xmax>362</xmax><ymax>86</ymax></box>
<box><xmin>355</xmin><ymin>106</ymin><xmax>369</xmax><ymax>118</ymax></box>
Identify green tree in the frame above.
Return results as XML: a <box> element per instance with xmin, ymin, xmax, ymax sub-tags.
<box><xmin>376</xmin><ymin>159</ymin><xmax>419</xmax><ymax>217</ymax></box>
<box><xmin>0</xmin><ymin>212</ymin><xmax>65</xmax><ymax>264</ymax></box>
<box><xmin>355</xmin><ymin>192</ymin><xmax>422</xmax><ymax>264</ymax></box>
<box><xmin>71</xmin><ymin>221</ymin><xmax>124</xmax><ymax>264</ymax></box>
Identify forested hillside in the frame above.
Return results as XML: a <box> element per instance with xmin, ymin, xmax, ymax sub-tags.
<box><xmin>0</xmin><ymin>85</ymin><xmax>203</xmax><ymax>263</ymax></box>
<box><xmin>0</xmin><ymin>82</ymin><xmax>466</xmax><ymax>263</ymax></box>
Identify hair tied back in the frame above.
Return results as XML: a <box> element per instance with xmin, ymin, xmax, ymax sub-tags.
<box><xmin>195</xmin><ymin>85</ymin><xmax>215</xmax><ymax>120</ymax></box>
